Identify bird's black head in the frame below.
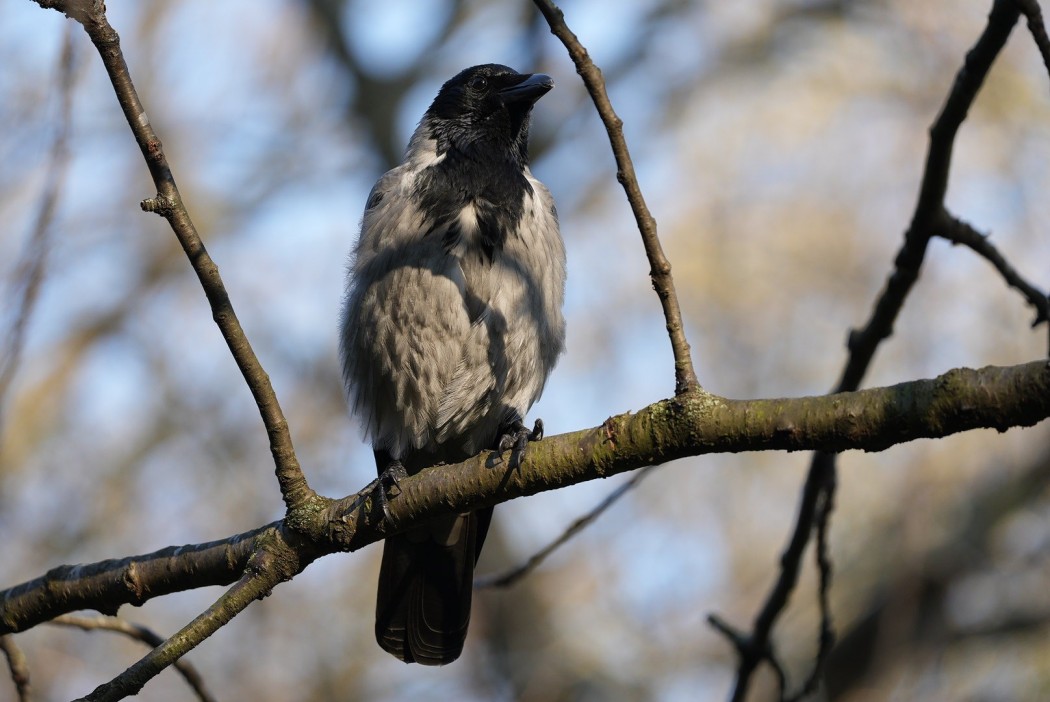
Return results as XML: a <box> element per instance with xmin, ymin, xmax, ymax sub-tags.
<box><xmin>424</xmin><ymin>64</ymin><xmax>553</xmax><ymax>164</ymax></box>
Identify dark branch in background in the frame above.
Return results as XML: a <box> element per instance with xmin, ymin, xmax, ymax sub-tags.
<box><xmin>31</xmin><ymin>0</ymin><xmax>315</xmax><ymax>514</ymax></box>
<box><xmin>789</xmin><ymin>468</ymin><xmax>836</xmax><ymax>702</ymax></box>
<box><xmin>825</xmin><ymin>442</ymin><xmax>1050</xmax><ymax>698</ymax></box>
<box><xmin>476</xmin><ymin>465</ymin><xmax>659</xmax><ymax>589</ymax></box>
<box><xmin>1018</xmin><ymin>0</ymin><xmax>1050</xmax><ymax>70</ymax></box>
<box><xmin>50</xmin><ymin>615</ymin><xmax>215</xmax><ymax>702</ymax></box>
<box><xmin>940</xmin><ymin>214</ymin><xmax>1050</xmax><ymax>345</ymax></box>
<box><xmin>533</xmin><ymin>0</ymin><xmax>700</xmax><ymax>396</ymax></box>
<box><xmin>712</xmin><ymin>2</ymin><xmax>1050</xmax><ymax>701</ymax></box>
<box><xmin>0</xmin><ymin>26</ymin><xmax>75</xmax><ymax>438</ymax></box>
<box><xmin>1</xmin><ymin>635</ymin><xmax>32</xmax><ymax>702</ymax></box>
<box><xmin>841</xmin><ymin>0</ymin><xmax>1032</xmax><ymax>393</ymax></box>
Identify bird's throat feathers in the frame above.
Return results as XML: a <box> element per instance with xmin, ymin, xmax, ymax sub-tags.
<box><xmin>409</xmin><ymin>134</ymin><xmax>533</xmax><ymax>261</ymax></box>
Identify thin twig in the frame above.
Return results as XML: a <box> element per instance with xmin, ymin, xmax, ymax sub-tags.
<box><xmin>1015</xmin><ymin>0</ymin><xmax>1050</xmax><ymax>75</ymax></box>
<box><xmin>939</xmin><ymin>213</ymin><xmax>1050</xmax><ymax>351</ymax></box>
<box><xmin>29</xmin><ymin>0</ymin><xmax>315</xmax><ymax>513</ymax></box>
<box><xmin>0</xmin><ymin>635</ymin><xmax>32</xmax><ymax>702</ymax></box>
<box><xmin>784</xmin><ymin>470</ymin><xmax>836</xmax><ymax>702</ymax></box>
<box><xmin>712</xmin><ymin>2</ymin><xmax>1027</xmax><ymax>699</ymax></box>
<box><xmin>532</xmin><ymin>0</ymin><xmax>700</xmax><ymax>396</ymax></box>
<box><xmin>0</xmin><ymin>25</ymin><xmax>76</xmax><ymax>438</ymax></box>
<box><xmin>475</xmin><ymin>465</ymin><xmax>658</xmax><ymax>589</ymax></box>
<box><xmin>50</xmin><ymin>615</ymin><xmax>216</xmax><ymax>702</ymax></box>
<box><xmin>730</xmin><ymin>453</ymin><xmax>836</xmax><ymax>702</ymax></box>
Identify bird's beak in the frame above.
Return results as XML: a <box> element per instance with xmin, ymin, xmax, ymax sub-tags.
<box><xmin>498</xmin><ymin>73</ymin><xmax>554</xmax><ymax>105</ymax></box>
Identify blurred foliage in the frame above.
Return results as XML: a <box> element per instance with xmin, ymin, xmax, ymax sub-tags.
<box><xmin>1</xmin><ymin>0</ymin><xmax>1049</xmax><ymax>700</ymax></box>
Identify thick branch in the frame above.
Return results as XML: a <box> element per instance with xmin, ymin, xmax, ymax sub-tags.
<box><xmin>3</xmin><ymin>361</ymin><xmax>1046</xmax><ymax>640</ymax></box>
<box><xmin>29</xmin><ymin>0</ymin><xmax>314</xmax><ymax>513</ymax></box>
<box><xmin>533</xmin><ymin>0</ymin><xmax>699</xmax><ymax>396</ymax></box>
<box><xmin>0</xmin><ymin>525</ymin><xmax>273</xmax><ymax>636</ymax></box>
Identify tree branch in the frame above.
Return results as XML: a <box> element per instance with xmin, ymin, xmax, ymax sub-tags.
<box><xmin>3</xmin><ymin>360</ymin><xmax>1048</xmax><ymax>629</ymax></box>
<box><xmin>532</xmin><ymin>0</ymin><xmax>700</xmax><ymax>396</ymax></box>
<box><xmin>28</xmin><ymin>0</ymin><xmax>315</xmax><ymax>514</ymax></box>
<box><xmin>0</xmin><ymin>635</ymin><xmax>32</xmax><ymax>702</ymax></box>
<box><xmin>1</xmin><ymin>525</ymin><xmax>272</xmax><ymax>636</ymax></box>
<box><xmin>475</xmin><ymin>465</ymin><xmax>659</xmax><ymax>589</ymax></box>
<box><xmin>715</xmin><ymin>2</ymin><xmax>1039</xmax><ymax>698</ymax></box>
<box><xmin>50</xmin><ymin>615</ymin><xmax>216</xmax><ymax>702</ymax></box>
<box><xmin>74</xmin><ymin>542</ymin><xmax>303</xmax><ymax>702</ymax></box>
<box><xmin>1016</xmin><ymin>0</ymin><xmax>1050</xmax><ymax>74</ymax></box>
<box><xmin>940</xmin><ymin>213</ymin><xmax>1050</xmax><ymax>340</ymax></box>
<box><xmin>843</xmin><ymin>0</ymin><xmax>1022</xmax><ymax>392</ymax></box>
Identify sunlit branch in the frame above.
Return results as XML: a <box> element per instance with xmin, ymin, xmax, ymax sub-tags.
<box><xmin>28</xmin><ymin>0</ymin><xmax>315</xmax><ymax>513</ymax></box>
<box><xmin>532</xmin><ymin>0</ymin><xmax>700</xmax><ymax>396</ymax></box>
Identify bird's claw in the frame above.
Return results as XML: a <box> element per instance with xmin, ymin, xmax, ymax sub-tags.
<box><xmin>361</xmin><ymin>460</ymin><xmax>407</xmax><ymax>528</ymax></box>
<box><xmin>496</xmin><ymin>418</ymin><xmax>544</xmax><ymax>469</ymax></box>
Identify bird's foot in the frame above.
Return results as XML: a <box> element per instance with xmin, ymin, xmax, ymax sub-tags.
<box><xmin>360</xmin><ymin>460</ymin><xmax>407</xmax><ymax>529</ymax></box>
<box><xmin>495</xmin><ymin>417</ymin><xmax>544</xmax><ymax>469</ymax></box>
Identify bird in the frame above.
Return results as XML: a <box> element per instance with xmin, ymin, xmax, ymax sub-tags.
<box><xmin>339</xmin><ymin>64</ymin><xmax>566</xmax><ymax>665</ymax></box>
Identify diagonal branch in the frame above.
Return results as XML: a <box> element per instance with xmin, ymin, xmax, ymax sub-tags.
<box><xmin>0</xmin><ymin>635</ymin><xmax>32</xmax><ymax>702</ymax></box>
<box><xmin>532</xmin><ymin>0</ymin><xmax>699</xmax><ymax>396</ymax></box>
<box><xmin>73</xmin><ymin>545</ymin><xmax>300</xmax><ymax>702</ymax></box>
<box><xmin>50</xmin><ymin>615</ymin><xmax>216</xmax><ymax>702</ymax></box>
<box><xmin>475</xmin><ymin>465</ymin><xmax>659</xmax><ymax>589</ymax></box>
<box><xmin>714</xmin><ymin>2</ymin><xmax>1032</xmax><ymax>699</ymax></box>
<box><xmin>1016</xmin><ymin>0</ymin><xmax>1050</xmax><ymax>73</ymax></box>
<box><xmin>842</xmin><ymin>0</ymin><xmax>1023</xmax><ymax>392</ymax></box>
<box><xmin>518</xmin><ymin>0</ymin><xmax>700</xmax><ymax>597</ymax></box>
<box><xmin>28</xmin><ymin>0</ymin><xmax>314</xmax><ymax>514</ymax></box>
<box><xmin>940</xmin><ymin>213</ymin><xmax>1050</xmax><ymax>343</ymax></box>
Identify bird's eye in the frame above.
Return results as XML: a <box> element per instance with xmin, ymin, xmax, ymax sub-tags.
<box><xmin>468</xmin><ymin>75</ymin><xmax>488</xmax><ymax>92</ymax></box>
